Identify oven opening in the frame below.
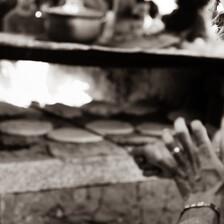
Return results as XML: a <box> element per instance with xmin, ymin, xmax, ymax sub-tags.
<box><xmin>0</xmin><ymin>60</ymin><xmax>92</xmax><ymax>108</ymax></box>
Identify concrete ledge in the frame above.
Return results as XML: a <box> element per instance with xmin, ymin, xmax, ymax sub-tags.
<box><xmin>0</xmin><ymin>154</ymin><xmax>148</xmax><ymax>194</ymax></box>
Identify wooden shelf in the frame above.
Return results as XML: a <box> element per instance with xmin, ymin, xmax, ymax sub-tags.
<box><xmin>0</xmin><ymin>32</ymin><xmax>224</xmax><ymax>68</ymax></box>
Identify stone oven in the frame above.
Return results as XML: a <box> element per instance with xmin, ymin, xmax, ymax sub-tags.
<box><xmin>0</xmin><ymin>0</ymin><xmax>224</xmax><ymax>223</ymax></box>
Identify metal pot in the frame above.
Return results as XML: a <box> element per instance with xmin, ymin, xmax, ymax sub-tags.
<box><xmin>44</xmin><ymin>6</ymin><xmax>105</xmax><ymax>43</ymax></box>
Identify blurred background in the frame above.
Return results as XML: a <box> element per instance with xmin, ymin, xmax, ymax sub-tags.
<box><xmin>0</xmin><ymin>1</ymin><xmax>224</xmax><ymax>224</ymax></box>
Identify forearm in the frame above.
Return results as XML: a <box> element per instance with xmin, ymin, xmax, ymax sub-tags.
<box><xmin>178</xmin><ymin>208</ymin><xmax>219</xmax><ymax>224</ymax></box>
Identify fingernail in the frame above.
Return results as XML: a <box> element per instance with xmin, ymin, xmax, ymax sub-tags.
<box><xmin>174</xmin><ymin>117</ymin><xmax>188</xmax><ymax>133</ymax></box>
<box><xmin>191</xmin><ymin>120</ymin><xmax>203</xmax><ymax>131</ymax></box>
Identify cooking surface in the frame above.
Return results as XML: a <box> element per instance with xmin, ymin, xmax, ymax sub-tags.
<box><xmin>0</xmin><ymin>100</ymin><xmax>171</xmax><ymax>163</ymax></box>
<box><xmin>0</xmin><ymin>100</ymin><xmax>216</xmax><ymax>194</ymax></box>
<box><xmin>0</xmin><ymin>100</ymin><xmax>212</xmax><ymax>160</ymax></box>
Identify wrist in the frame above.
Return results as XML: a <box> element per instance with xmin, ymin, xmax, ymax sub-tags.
<box><xmin>179</xmin><ymin>193</ymin><xmax>222</xmax><ymax>224</ymax></box>
<box><xmin>179</xmin><ymin>207</ymin><xmax>219</xmax><ymax>224</ymax></box>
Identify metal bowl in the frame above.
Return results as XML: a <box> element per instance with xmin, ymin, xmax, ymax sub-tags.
<box><xmin>44</xmin><ymin>6</ymin><xmax>105</xmax><ymax>43</ymax></box>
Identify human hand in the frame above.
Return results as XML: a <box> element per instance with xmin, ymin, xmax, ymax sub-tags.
<box><xmin>132</xmin><ymin>118</ymin><xmax>224</xmax><ymax>208</ymax></box>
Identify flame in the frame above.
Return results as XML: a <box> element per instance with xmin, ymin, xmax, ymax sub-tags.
<box><xmin>55</xmin><ymin>79</ymin><xmax>92</xmax><ymax>107</ymax></box>
<box><xmin>0</xmin><ymin>60</ymin><xmax>92</xmax><ymax>108</ymax></box>
<box><xmin>149</xmin><ymin>0</ymin><xmax>177</xmax><ymax>15</ymax></box>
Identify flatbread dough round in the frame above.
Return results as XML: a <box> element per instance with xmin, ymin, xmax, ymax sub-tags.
<box><xmin>108</xmin><ymin>134</ymin><xmax>156</xmax><ymax>146</ymax></box>
<box><xmin>47</xmin><ymin>127</ymin><xmax>103</xmax><ymax>143</ymax></box>
<box><xmin>0</xmin><ymin>119</ymin><xmax>53</xmax><ymax>137</ymax></box>
<box><xmin>44</xmin><ymin>103</ymin><xmax>82</xmax><ymax>119</ymax></box>
<box><xmin>122</xmin><ymin>103</ymin><xmax>157</xmax><ymax>116</ymax></box>
<box><xmin>86</xmin><ymin>120</ymin><xmax>134</xmax><ymax>135</ymax></box>
<box><xmin>136</xmin><ymin>122</ymin><xmax>173</xmax><ymax>137</ymax></box>
<box><xmin>82</xmin><ymin>101</ymin><xmax>121</xmax><ymax>117</ymax></box>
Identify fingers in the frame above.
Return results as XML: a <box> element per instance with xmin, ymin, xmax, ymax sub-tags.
<box><xmin>132</xmin><ymin>151</ymin><xmax>162</xmax><ymax>177</ymax></box>
<box><xmin>191</xmin><ymin>120</ymin><xmax>212</xmax><ymax>156</ymax></box>
<box><xmin>191</xmin><ymin>120</ymin><xmax>216</xmax><ymax>167</ymax></box>
<box><xmin>163</xmin><ymin>120</ymin><xmax>201</xmax><ymax>189</ymax></box>
<box><xmin>191</xmin><ymin>120</ymin><xmax>224</xmax><ymax>177</ymax></box>
<box><xmin>174</xmin><ymin>118</ymin><xmax>200</xmax><ymax>175</ymax></box>
<box><xmin>156</xmin><ymin>143</ymin><xmax>179</xmax><ymax>177</ymax></box>
<box><xmin>162</xmin><ymin>129</ymin><xmax>188</xmax><ymax>178</ymax></box>
<box><xmin>132</xmin><ymin>142</ymin><xmax>178</xmax><ymax>178</ymax></box>
<box><xmin>162</xmin><ymin>129</ymin><xmax>186</xmax><ymax>168</ymax></box>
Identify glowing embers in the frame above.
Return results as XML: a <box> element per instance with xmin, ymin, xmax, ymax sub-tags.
<box><xmin>0</xmin><ymin>60</ymin><xmax>92</xmax><ymax>108</ymax></box>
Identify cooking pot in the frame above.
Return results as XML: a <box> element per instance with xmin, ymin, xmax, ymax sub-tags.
<box><xmin>44</xmin><ymin>5</ymin><xmax>105</xmax><ymax>43</ymax></box>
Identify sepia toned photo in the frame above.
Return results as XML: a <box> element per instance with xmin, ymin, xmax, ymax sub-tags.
<box><xmin>0</xmin><ymin>0</ymin><xmax>224</xmax><ymax>223</ymax></box>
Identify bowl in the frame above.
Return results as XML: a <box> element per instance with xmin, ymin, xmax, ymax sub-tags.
<box><xmin>44</xmin><ymin>6</ymin><xmax>105</xmax><ymax>43</ymax></box>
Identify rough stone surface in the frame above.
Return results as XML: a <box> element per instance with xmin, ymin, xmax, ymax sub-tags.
<box><xmin>1</xmin><ymin>187</ymin><xmax>101</xmax><ymax>224</ymax></box>
<box><xmin>1</xmin><ymin>180</ymin><xmax>183</xmax><ymax>224</ymax></box>
<box><xmin>139</xmin><ymin>179</ymin><xmax>183</xmax><ymax>224</ymax></box>
<box><xmin>94</xmin><ymin>183</ymin><xmax>139</xmax><ymax>224</ymax></box>
<box><xmin>48</xmin><ymin>140</ymin><xmax>127</xmax><ymax>159</ymax></box>
<box><xmin>0</xmin><ymin>155</ymin><xmax>146</xmax><ymax>194</ymax></box>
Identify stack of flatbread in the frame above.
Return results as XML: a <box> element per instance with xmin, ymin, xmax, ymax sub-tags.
<box><xmin>47</xmin><ymin>126</ymin><xmax>127</xmax><ymax>158</ymax></box>
<box><xmin>0</xmin><ymin>119</ymin><xmax>53</xmax><ymax>137</ymax></box>
<box><xmin>85</xmin><ymin>120</ymin><xmax>134</xmax><ymax>135</ymax></box>
<box><xmin>44</xmin><ymin>103</ymin><xmax>83</xmax><ymax>119</ymax></box>
<box><xmin>0</xmin><ymin>119</ymin><xmax>53</xmax><ymax>148</ymax></box>
<box><xmin>47</xmin><ymin>127</ymin><xmax>103</xmax><ymax>143</ymax></box>
<box><xmin>107</xmin><ymin>134</ymin><xmax>156</xmax><ymax>146</ymax></box>
<box><xmin>122</xmin><ymin>102</ymin><xmax>157</xmax><ymax>116</ymax></box>
<box><xmin>136</xmin><ymin>122</ymin><xmax>173</xmax><ymax>137</ymax></box>
<box><xmin>81</xmin><ymin>101</ymin><xmax>122</xmax><ymax>117</ymax></box>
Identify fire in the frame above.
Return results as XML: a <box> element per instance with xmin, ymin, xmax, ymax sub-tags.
<box><xmin>55</xmin><ymin>79</ymin><xmax>92</xmax><ymax>107</ymax></box>
<box><xmin>151</xmin><ymin>0</ymin><xmax>177</xmax><ymax>15</ymax></box>
<box><xmin>0</xmin><ymin>60</ymin><xmax>92</xmax><ymax>108</ymax></box>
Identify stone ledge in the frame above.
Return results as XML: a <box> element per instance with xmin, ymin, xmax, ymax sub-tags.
<box><xmin>0</xmin><ymin>154</ymin><xmax>148</xmax><ymax>194</ymax></box>
<box><xmin>1</xmin><ymin>180</ymin><xmax>183</xmax><ymax>224</ymax></box>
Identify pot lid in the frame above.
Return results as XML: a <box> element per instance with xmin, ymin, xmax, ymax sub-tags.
<box><xmin>45</xmin><ymin>5</ymin><xmax>104</xmax><ymax>18</ymax></box>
